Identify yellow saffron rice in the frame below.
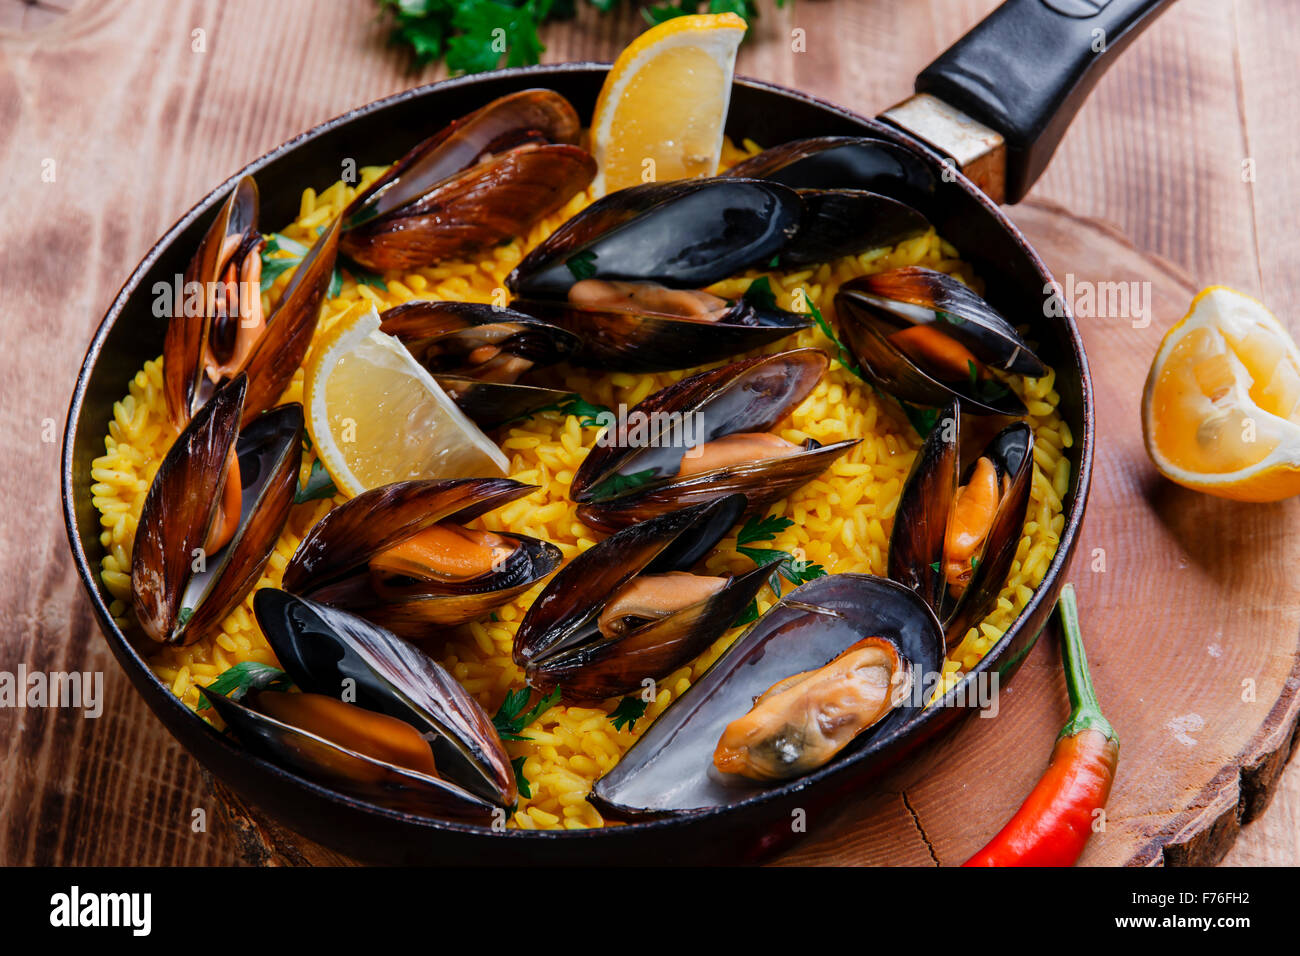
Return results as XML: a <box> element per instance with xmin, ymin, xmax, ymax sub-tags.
<box><xmin>90</xmin><ymin>139</ymin><xmax>1070</xmax><ymax>830</ymax></box>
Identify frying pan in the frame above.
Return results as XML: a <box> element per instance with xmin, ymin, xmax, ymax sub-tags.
<box><xmin>62</xmin><ymin>0</ymin><xmax>1172</xmax><ymax>864</ymax></box>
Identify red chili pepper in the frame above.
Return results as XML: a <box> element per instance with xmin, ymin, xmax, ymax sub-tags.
<box><xmin>963</xmin><ymin>583</ymin><xmax>1118</xmax><ymax>867</ymax></box>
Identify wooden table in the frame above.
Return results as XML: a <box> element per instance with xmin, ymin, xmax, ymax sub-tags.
<box><xmin>2</xmin><ymin>0</ymin><xmax>1296</xmax><ymax>866</ymax></box>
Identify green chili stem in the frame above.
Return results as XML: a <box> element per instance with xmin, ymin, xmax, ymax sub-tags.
<box><xmin>1056</xmin><ymin>583</ymin><xmax>1116</xmax><ymax>742</ymax></box>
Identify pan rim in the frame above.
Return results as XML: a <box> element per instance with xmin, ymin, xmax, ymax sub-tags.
<box><xmin>61</xmin><ymin>62</ymin><xmax>1094</xmax><ymax>845</ymax></box>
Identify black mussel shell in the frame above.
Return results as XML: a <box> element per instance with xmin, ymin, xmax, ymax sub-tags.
<box><xmin>569</xmin><ymin>349</ymin><xmax>857</xmax><ymax>531</ymax></box>
<box><xmin>164</xmin><ymin>177</ymin><xmax>259</xmax><ymax>427</ymax></box>
<box><xmin>282</xmin><ymin>478</ymin><xmax>559</xmax><ymax>632</ymax></box>
<box><xmin>200</xmin><ymin>687</ymin><xmax>499</xmax><ymax>821</ymax></box>
<box><xmin>342</xmin><ymin>145</ymin><xmax>595</xmax><ymax>273</ymax></box>
<box><xmin>379</xmin><ymin>301</ymin><xmax>581</xmax><ymax>376</ymax></box>
<box><xmin>343</xmin><ymin>89</ymin><xmax>583</xmax><ymax>230</ymax></box>
<box><xmin>939</xmin><ymin>422</ymin><xmax>1034</xmax><ymax>648</ymax></box>
<box><xmin>591</xmin><ymin>573</ymin><xmax>945</xmax><ymax>815</ymax></box>
<box><xmin>841</xmin><ymin>267</ymin><xmax>1046</xmax><ymax>374</ymax></box>
<box><xmin>506</xmin><ymin>178</ymin><xmax>803</xmax><ymax>300</ymax></box>
<box><xmin>512</xmin><ymin>295</ymin><xmax>811</xmax><ymax>374</ymax></box>
<box><xmin>887</xmin><ymin>408</ymin><xmax>1035</xmax><ymax>649</ymax></box>
<box><xmin>434</xmin><ymin>376</ymin><xmax>577</xmax><ymax>430</ymax></box>
<box><xmin>888</xmin><ymin>401</ymin><xmax>960</xmax><ymax>613</ymax></box>
<box><xmin>130</xmin><ymin>375</ymin><xmax>303</xmax><ymax>645</ymax></box>
<box><xmin>779</xmin><ymin>188</ymin><xmax>931</xmax><ymax>268</ymax></box>
<box><xmin>252</xmin><ymin>590</ymin><xmax>516</xmax><ymax>805</ymax></box>
<box><xmin>723</xmin><ymin>136</ymin><xmax>939</xmax><ymax>210</ymax></box>
<box><xmin>515</xmin><ymin>496</ymin><xmax>770</xmax><ymax>703</ymax></box>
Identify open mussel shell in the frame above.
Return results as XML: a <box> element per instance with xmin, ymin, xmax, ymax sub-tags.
<box><xmin>281</xmin><ymin>477</ymin><xmax>560</xmax><ymax>633</ymax></box>
<box><xmin>378</xmin><ymin>301</ymin><xmax>580</xmax><ymax>427</ymax></box>
<box><xmin>939</xmin><ymin>422</ymin><xmax>1034</xmax><ymax>648</ymax></box>
<box><xmin>163</xmin><ymin>177</ymin><xmax>340</xmax><ymax>428</ymax></box>
<box><xmin>163</xmin><ymin>177</ymin><xmax>259</xmax><ymax>427</ymax></box>
<box><xmin>513</xmin><ymin>295</ymin><xmax>812</xmax><ymax>375</ymax></box>
<box><xmin>378</xmin><ymin>301</ymin><xmax>580</xmax><ymax>375</ymax></box>
<box><xmin>723</xmin><ymin>135</ymin><xmax>940</xmax><ymax>210</ymax></box>
<box><xmin>239</xmin><ymin>216</ymin><xmax>340</xmax><ymax>425</ymax></box>
<box><xmin>845</xmin><ymin>268</ymin><xmax>1046</xmax><ymax>376</ymax></box>
<box><xmin>591</xmin><ymin>573</ymin><xmax>945</xmax><ymax>815</ymax></box>
<box><xmin>779</xmin><ymin>188</ymin><xmax>931</xmax><ymax>268</ymax></box>
<box><xmin>836</xmin><ymin>267</ymin><xmax>1045</xmax><ymax>416</ymax></box>
<box><xmin>251</xmin><ymin>589</ymin><xmax>516</xmax><ymax>807</ymax></box>
<box><xmin>506</xmin><ymin>178</ymin><xmax>803</xmax><ymax>300</ymax></box>
<box><xmin>433</xmin><ymin>376</ymin><xmax>577</xmax><ymax>430</ymax></box>
<box><xmin>888</xmin><ymin>405</ymin><xmax>1034</xmax><ymax>650</ymax></box>
<box><xmin>130</xmin><ymin>374</ymin><xmax>303</xmax><ymax>646</ymax></box>
<box><xmin>199</xmin><ymin>688</ymin><xmax>498</xmax><ymax>821</ymax></box>
<box><xmin>570</xmin><ymin>349</ymin><xmax>858</xmax><ymax>532</ymax></box>
<box><xmin>341</xmin><ymin>90</ymin><xmax>593</xmax><ymax>271</ymax></box>
<box><xmin>343</xmin><ymin>89</ymin><xmax>582</xmax><ymax>230</ymax></box>
<box><xmin>515</xmin><ymin>496</ymin><xmax>769</xmax><ymax>704</ymax></box>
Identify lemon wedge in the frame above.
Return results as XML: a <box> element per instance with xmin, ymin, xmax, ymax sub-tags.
<box><xmin>1142</xmin><ymin>286</ymin><xmax>1300</xmax><ymax>501</ymax></box>
<box><xmin>589</xmin><ymin>12</ymin><xmax>747</xmax><ymax>196</ymax></box>
<box><xmin>303</xmin><ymin>306</ymin><xmax>508</xmax><ymax>498</ymax></box>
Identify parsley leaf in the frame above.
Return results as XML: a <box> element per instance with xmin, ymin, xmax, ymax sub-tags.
<box><xmin>595</xmin><ymin>468</ymin><xmax>659</xmax><ymax>498</ymax></box>
<box><xmin>197</xmin><ymin>662</ymin><xmax>293</xmax><ymax>712</ymax></box>
<box><xmin>560</xmin><ymin>395</ymin><xmax>610</xmax><ymax>427</ymax></box>
<box><xmin>177</xmin><ymin>607</ymin><xmax>194</xmax><ymax>627</ymax></box>
<box><xmin>493</xmin><ymin>685</ymin><xmax>561</xmax><ymax>741</ymax></box>
<box><xmin>645</xmin><ymin>0</ymin><xmax>760</xmax><ymax>24</ymax></box>
<box><xmin>566</xmin><ymin>250</ymin><xmax>598</xmax><ymax>281</ymax></box>
<box><xmin>736</xmin><ymin>513</ymin><xmax>793</xmax><ymax>545</ymax></box>
<box><xmin>262</xmin><ymin>232</ymin><xmax>345</xmax><ymax>301</ymax></box>
<box><xmin>345</xmin><ymin>263</ymin><xmax>388</xmax><ymax>291</ymax></box>
<box><xmin>511</xmin><ymin>755</ymin><xmax>532</xmax><ymax>799</ymax></box>
<box><xmin>742</xmin><ymin>275</ymin><xmax>777</xmax><ymax>310</ymax></box>
<box><xmin>608</xmin><ymin>696</ymin><xmax>648</xmax><ymax>731</ymax></box>
<box><xmin>899</xmin><ymin>400</ymin><xmax>940</xmax><ymax>438</ymax></box>
<box><xmin>734</xmin><ymin>512</ymin><xmax>826</xmax><ymax>597</ymax></box>
<box><xmin>295</xmin><ymin>458</ymin><xmax>337</xmax><ymax>504</ymax></box>
<box><xmin>733</xmin><ymin>599</ymin><xmax>760</xmax><ymax>627</ymax></box>
<box><xmin>260</xmin><ymin>233</ymin><xmax>310</xmax><ymax>291</ymax></box>
<box><xmin>446</xmin><ymin>0</ymin><xmax>547</xmax><ymax>74</ymax></box>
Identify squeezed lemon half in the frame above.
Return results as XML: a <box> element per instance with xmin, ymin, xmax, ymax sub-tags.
<box><xmin>1142</xmin><ymin>286</ymin><xmax>1300</xmax><ymax>501</ymax></box>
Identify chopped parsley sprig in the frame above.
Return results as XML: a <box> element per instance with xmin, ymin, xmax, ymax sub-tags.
<box><xmin>197</xmin><ymin>662</ymin><xmax>294</xmax><ymax>711</ymax></box>
<box><xmin>378</xmin><ymin>1</ymin><xmax>785</xmax><ymax>76</ymax></box>
<box><xmin>735</xmin><ymin>513</ymin><xmax>827</xmax><ymax>597</ymax></box>
<box><xmin>608</xmin><ymin>695</ymin><xmax>648</xmax><ymax>732</ymax></box>
<box><xmin>492</xmin><ymin>685</ymin><xmax>562</xmax><ymax>741</ymax></box>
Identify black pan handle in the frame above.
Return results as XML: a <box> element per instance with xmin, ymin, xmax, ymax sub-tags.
<box><xmin>916</xmin><ymin>0</ymin><xmax>1177</xmax><ymax>203</ymax></box>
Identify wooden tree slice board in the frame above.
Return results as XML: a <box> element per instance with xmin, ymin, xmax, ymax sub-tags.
<box><xmin>208</xmin><ymin>199</ymin><xmax>1300</xmax><ymax>866</ymax></box>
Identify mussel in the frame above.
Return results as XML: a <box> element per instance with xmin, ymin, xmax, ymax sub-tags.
<box><xmin>378</xmin><ymin>300</ymin><xmax>581</xmax><ymax>429</ymax></box>
<box><xmin>201</xmin><ymin>590</ymin><xmax>515</xmax><ymax>819</ymax></box>
<box><xmin>724</xmin><ymin>136</ymin><xmax>936</xmax><ymax>268</ymax></box>
<box><xmin>164</xmin><ymin>176</ymin><xmax>339</xmax><ymax>428</ymax></box>
<box><xmin>836</xmin><ymin>267</ymin><xmax>1047</xmax><ymax>415</ymax></box>
<box><xmin>281</xmin><ymin>478</ymin><xmax>561</xmax><ymax>637</ymax></box>
<box><xmin>340</xmin><ymin>90</ymin><xmax>596</xmax><ymax>272</ymax></box>
<box><xmin>591</xmin><ymin>574</ymin><xmax>944</xmax><ymax>814</ymax></box>
<box><xmin>569</xmin><ymin>349</ymin><xmax>859</xmax><ymax>533</ymax></box>
<box><xmin>713</xmin><ymin>636</ymin><xmax>911</xmax><ymax>781</ymax></box>
<box><xmin>506</xmin><ymin>178</ymin><xmax>812</xmax><ymax>372</ymax></box>
<box><xmin>131</xmin><ymin>374</ymin><xmax>303</xmax><ymax>645</ymax></box>
<box><xmin>514</xmin><ymin>496</ymin><xmax>774</xmax><ymax>704</ymax></box>
<box><xmin>723</xmin><ymin>135</ymin><xmax>940</xmax><ymax>209</ymax></box>
<box><xmin>888</xmin><ymin>401</ymin><xmax>1034</xmax><ymax>649</ymax></box>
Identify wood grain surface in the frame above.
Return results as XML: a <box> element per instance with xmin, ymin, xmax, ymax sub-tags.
<box><xmin>1</xmin><ymin>0</ymin><xmax>1296</xmax><ymax>866</ymax></box>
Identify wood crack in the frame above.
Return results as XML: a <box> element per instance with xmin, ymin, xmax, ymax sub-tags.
<box><xmin>901</xmin><ymin>791</ymin><xmax>940</xmax><ymax>867</ymax></box>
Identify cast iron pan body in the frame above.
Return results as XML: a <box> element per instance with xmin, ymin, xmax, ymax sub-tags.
<box><xmin>63</xmin><ymin>65</ymin><xmax>1094</xmax><ymax>864</ymax></box>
